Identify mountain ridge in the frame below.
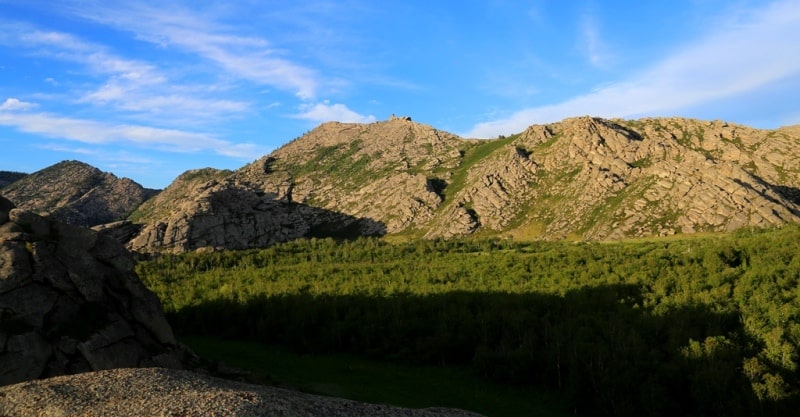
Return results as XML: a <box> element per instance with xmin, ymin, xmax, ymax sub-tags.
<box><xmin>124</xmin><ymin>116</ymin><xmax>800</xmax><ymax>252</ymax></box>
<box><xmin>1</xmin><ymin>160</ymin><xmax>159</xmax><ymax>227</ymax></box>
<box><xmin>6</xmin><ymin>116</ymin><xmax>800</xmax><ymax>252</ymax></box>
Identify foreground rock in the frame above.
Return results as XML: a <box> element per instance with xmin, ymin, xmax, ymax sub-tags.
<box><xmin>0</xmin><ymin>197</ymin><xmax>183</xmax><ymax>386</ymax></box>
<box><xmin>0</xmin><ymin>367</ymin><xmax>485</xmax><ymax>417</ymax></box>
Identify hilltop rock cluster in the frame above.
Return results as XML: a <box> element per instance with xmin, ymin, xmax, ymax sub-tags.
<box><xmin>0</xmin><ymin>196</ymin><xmax>183</xmax><ymax>386</ymax></box>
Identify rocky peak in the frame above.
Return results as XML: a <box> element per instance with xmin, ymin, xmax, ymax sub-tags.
<box><xmin>1</xmin><ymin>160</ymin><xmax>158</xmax><ymax>227</ymax></box>
<box><xmin>271</xmin><ymin>118</ymin><xmax>466</xmax><ymax>172</ymax></box>
<box><xmin>0</xmin><ymin>196</ymin><xmax>184</xmax><ymax>386</ymax></box>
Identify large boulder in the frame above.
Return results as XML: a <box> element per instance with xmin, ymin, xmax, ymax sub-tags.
<box><xmin>0</xmin><ymin>196</ymin><xmax>183</xmax><ymax>386</ymax></box>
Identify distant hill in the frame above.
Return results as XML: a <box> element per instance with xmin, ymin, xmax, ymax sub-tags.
<box><xmin>0</xmin><ymin>171</ymin><xmax>27</xmax><ymax>188</ymax></box>
<box><xmin>1</xmin><ymin>160</ymin><xmax>159</xmax><ymax>227</ymax></box>
<box><xmin>126</xmin><ymin>116</ymin><xmax>800</xmax><ymax>253</ymax></box>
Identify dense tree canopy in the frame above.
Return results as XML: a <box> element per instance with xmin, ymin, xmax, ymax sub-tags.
<box><xmin>138</xmin><ymin>225</ymin><xmax>800</xmax><ymax>416</ymax></box>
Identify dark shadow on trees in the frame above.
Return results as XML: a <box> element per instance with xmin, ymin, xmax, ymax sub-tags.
<box><xmin>166</xmin><ymin>284</ymin><xmax>798</xmax><ymax>417</ymax></box>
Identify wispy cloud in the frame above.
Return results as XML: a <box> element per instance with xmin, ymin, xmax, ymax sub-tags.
<box><xmin>464</xmin><ymin>0</ymin><xmax>800</xmax><ymax>138</ymax></box>
<box><xmin>293</xmin><ymin>101</ymin><xmax>376</xmax><ymax>123</ymax></box>
<box><xmin>9</xmin><ymin>26</ymin><xmax>163</xmax><ymax>82</ymax></box>
<box><xmin>215</xmin><ymin>142</ymin><xmax>274</xmax><ymax>159</ymax></box>
<box><xmin>78</xmin><ymin>83</ymin><xmax>248</xmax><ymax>118</ymax></box>
<box><xmin>0</xmin><ymin>98</ymin><xmax>37</xmax><ymax>111</ymax></box>
<box><xmin>579</xmin><ymin>11</ymin><xmax>612</xmax><ymax>69</ymax></box>
<box><xmin>36</xmin><ymin>143</ymin><xmax>102</xmax><ymax>156</ymax></box>
<box><xmin>0</xmin><ymin>106</ymin><xmax>265</xmax><ymax>158</ymax></box>
<box><xmin>70</xmin><ymin>3</ymin><xmax>321</xmax><ymax>100</ymax></box>
<box><xmin>1</xmin><ymin>21</ymin><xmax>248</xmax><ymax>121</ymax></box>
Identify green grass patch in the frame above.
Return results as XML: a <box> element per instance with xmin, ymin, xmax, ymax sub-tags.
<box><xmin>440</xmin><ymin>135</ymin><xmax>518</xmax><ymax>205</ymax></box>
<box><xmin>534</xmin><ymin>132</ymin><xmax>563</xmax><ymax>150</ymax></box>
<box><xmin>579</xmin><ymin>176</ymin><xmax>656</xmax><ymax>235</ymax></box>
<box><xmin>628</xmin><ymin>157</ymin><xmax>652</xmax><ymax>169</ymax></box>
<box><xmin>181</xmin><ymin>335</ymin><xmax>570</xmax><ymax>417</ymax></box>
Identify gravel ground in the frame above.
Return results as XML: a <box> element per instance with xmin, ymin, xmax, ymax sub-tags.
<box><xmin>0</xmin><ymin>367</ymin><xmax>485</xmax><ymax>417</ymax></box>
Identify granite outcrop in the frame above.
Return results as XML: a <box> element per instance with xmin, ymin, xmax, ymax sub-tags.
<box><xmin>0</xmin><ymin>196</ymin><xmax>183</xmax><ymax>386</ymax></box>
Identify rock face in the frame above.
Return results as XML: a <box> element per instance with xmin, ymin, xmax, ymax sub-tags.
<box><xmin>1</xmin><ymin>160</ymin><xmax>158</xmax><ymax>227</ymax></box>
<box><xmin>0</xmin><ymin>197</ymin><xmax>183</xmax><ymax>386</ymax></box>
<box><xmin>123</xmin><ymin>117</ymin><xmax>800</xmax><ymax>252</ymax></box>
<box><xmin>127</xmin><ymin>168</ymin><xmax>385</xmax><ymax>253</ymax></box>
<box><xmin>498</xmin><ymin>117</ymin><xmax>800</xmax><ymax>240</ymax></box>
<box><xmin>0</xmin><ymin>367</ymin><xmax>485</xmax><ymax>417</ymax></box>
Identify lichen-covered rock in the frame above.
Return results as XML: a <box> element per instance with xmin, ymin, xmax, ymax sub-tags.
<box><xmin>0</xmin><ymin>196</ymin><xmax>183</xmax><ymax>386</ymax></box>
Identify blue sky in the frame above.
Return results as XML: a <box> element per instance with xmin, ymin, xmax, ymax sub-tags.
<box><xmin>1</xmin><ymin>0</ymin><xmax>799</xmax><ymax>189</ymax></box>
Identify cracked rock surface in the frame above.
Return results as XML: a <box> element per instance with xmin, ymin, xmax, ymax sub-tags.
<box><xmin>0</xmin><ymin>196</ymin><xmax>183</xmax><ymax>386</ymax></box>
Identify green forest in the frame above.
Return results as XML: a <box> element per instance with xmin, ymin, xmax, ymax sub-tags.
<box><xmin>137</xmin><ymin>225</ymin><xmax>800</xmax><ymax>416</ymax></box>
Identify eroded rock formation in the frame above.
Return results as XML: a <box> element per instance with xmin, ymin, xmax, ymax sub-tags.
<box><xmin>0</xmin><ymin>197</ymin><xmax>183</xmax><ymax>386</ymax></box>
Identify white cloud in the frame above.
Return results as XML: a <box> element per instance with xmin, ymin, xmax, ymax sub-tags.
<box><xmin>79</xmin><ymin>82</ymin><xmax>248</xmax><ymax>117</ymax></box>
<box><xmin>36</xmin><ymin>143</ymin><xmax>99</xmax><ymax>155</ymax></box>
<box><xmin>216</xmin><ymin>142</ymin><xmax>273</xmax><ymax>159</ymax></box>
<box><xmin>19</xmin><ymin>29</ymin><xmax>91</xmax><ymax>52</ymax></box>
<box><xmin>2</xmin><ymin>22</ymin><xmax>248</xmax><ymax>121</ymax></box>
<box><xmin>580</xmin><ymin>13</ymin><xmax>603</xmax><ymax>68</ymax></box>
<box><xmin>464</xmin><ymin>0</ymin><xmax>800</xmax><ymax>138</ymax></box>
<box><xmin>0</xmin><ymin>98</ymin><xmax>37</xmax><ymax>111</ymax></box>
<box><xmin>293</xmin><ymin>101</ymin><xmax>376</xmax><ymax>123</ymax></box>
<box><xmin>8</xmin><ymin>26</ymin><xmax>162</xmax><ymax>82</ymax></box>
<box><xmin>0</xmin><ymin>110</ymin><xmax>259</xmax><ymax>158</ymax></box>
<box><xmin>71</xmin><ymin>3</ymin><xmax>320</xmax><ymax>99</ymax></box>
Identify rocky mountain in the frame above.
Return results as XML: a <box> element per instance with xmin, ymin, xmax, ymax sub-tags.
<box><xmin>0</xmin><ymin>197</ymin><xmax>184</xmax><ymax>386</ymax></box>
<box><xmin>126</xmin><ymin>165</ymin><xmax>385</xmax><ymax>253</ymax></box>
<box><xmin>123</xmin><ymin>116</ymin><xmax>800</xmax><ymax>253</ymax></box>
<box><xmin>0</xmin><ymin>171</ymin><xmax>27</xmax><ymax>188</ymax></box>
<box><xmin>1</xmin><ymin>160</ymin><xmax>159</xmax><ymax>227</ymax></box>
